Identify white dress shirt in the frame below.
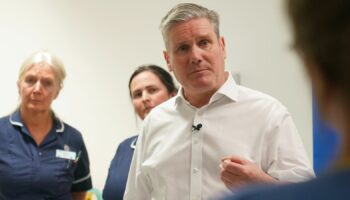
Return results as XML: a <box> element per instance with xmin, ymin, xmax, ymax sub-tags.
<box><xmin>124</xmin><ymin>73</ymin><xmax>314</xmax><ymax>200</ymax></box>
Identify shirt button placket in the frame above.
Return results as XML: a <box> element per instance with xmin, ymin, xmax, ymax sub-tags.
<box><xmin>190</xmin><ymin>109</ymin><xmax>203</xmax><ymax>200</ymax></box>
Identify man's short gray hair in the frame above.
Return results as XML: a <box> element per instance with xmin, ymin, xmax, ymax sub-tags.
<box><xmin>160</xmin><ymin>3</ymin><xmax>220</xmax><ymax>49</ymax></box>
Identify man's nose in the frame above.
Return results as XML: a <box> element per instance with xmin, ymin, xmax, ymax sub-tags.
<box><xmin>190</xmin><ymin>45</ymin><xmax>202</xmax><ymax>64</ymax></box>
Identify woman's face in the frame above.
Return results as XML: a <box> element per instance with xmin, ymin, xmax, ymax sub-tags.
<box><xmin>130</xmin><ymin>71</ymin><xmax>173</xmax><ymax>120</ymax></box>
<box><xmin>18</xmin><ymin>63</ymin><xmax>60</xmax><ymax>114</ymax></box>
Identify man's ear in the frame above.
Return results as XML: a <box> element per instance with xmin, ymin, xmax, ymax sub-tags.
<box><xmin>219</xmin><ymin>36</ymin><xmax>227</xmax><ymax>59</ymax></box>
<box><xmin>163</xmin><ymin>50</ymin><xmax>172</xmax><ymax>72</ymax></box>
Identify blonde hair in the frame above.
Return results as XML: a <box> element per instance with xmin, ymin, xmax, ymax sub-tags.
<box><xmin>18</xmin><ymin>50</ymin><xmax>66</xmax><ymax>89</ymax></box>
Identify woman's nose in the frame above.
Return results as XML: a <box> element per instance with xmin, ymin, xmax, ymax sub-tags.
<box><xmin>142</xmin><ymin>92</ymin><xmax>150</xmax><ymax>102</ymax></box>
<box><xmin>33</xmin><ymin>81</ymin><xmax>42</xmax><ymax>93</ymax></box>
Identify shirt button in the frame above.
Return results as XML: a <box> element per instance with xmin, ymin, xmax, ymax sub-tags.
<box><xmin>39</xmin><ymin>152</ymin><xmax>42</xmax><ymax>156</ymax></box>
<box><xmin>193</xmin><ymin>168</ymin><xmax>199</xmax><ymax>173</ymax></box>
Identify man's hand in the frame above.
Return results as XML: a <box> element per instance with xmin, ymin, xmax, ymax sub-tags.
<box><xmin>220</xmin><ymin>156</ymin><xmax>278</xmax><ymax>192</ymax></box>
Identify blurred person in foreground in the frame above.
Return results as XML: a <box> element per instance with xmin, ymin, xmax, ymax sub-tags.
<box><xmin>0</xmin><ymin>50</ymin><xmax>92</xmax><ymax>200</ymax></box>
<box><xmin>124</xmin><ymin>3</ymin><xmax>314</xmax><ymax>200</ymax></box>
<box><xmin>223</xmin><ymin>0</ymin><xmax>350</xmax><ymax>199</ymax></box>
<box><xmin>103</xmin><ymin>64</ymin><xmax>177</xmax><ymax>200</ymax></box>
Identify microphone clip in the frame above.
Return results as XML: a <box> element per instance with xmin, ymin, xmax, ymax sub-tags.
<box><xmin>192</xmin><ymin>123</ymin><xmax>202</xmax><ymax>131</ymax></box>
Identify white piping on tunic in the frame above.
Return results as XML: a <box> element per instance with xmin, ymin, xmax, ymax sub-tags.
<box><xmin>9</xmin><ymin>114</ymin><xmax>23</xmax><ymax>127</ymax></box>
<box><xmin>56</xmin><ymin>118</ymin><xmax>65</xmax><ymax>133</ymax></box>
<box><xmin>73</xmin><ymin>173</ymin><xmax>91</xmax><ymax>184</ymax></box>
<box><xmin>9</xmin><ymin>112</ymin><xmax>65</xmax><ymax>134</ymax></box>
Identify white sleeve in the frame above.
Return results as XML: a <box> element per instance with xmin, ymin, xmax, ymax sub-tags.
<box><xmin>124</xmin><ymin>126</ymin><xmax>152</xmax><ymax>200</ymax></box>
<box><xmin>263</xmin><ymin>109</ymin><xmax>315</xmax><ymax>182</ymax></box>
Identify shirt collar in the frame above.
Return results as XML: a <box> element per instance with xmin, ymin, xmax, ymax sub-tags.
<box><xmin>211</xmin><ymin>71</ymin><xmax>239</xmax><ymax>103</ymax></box>
<box><xmin>174</xmin><ymin>87</ymin><xmax>186</xmax><ymax>105</ymax></box>
<box><xmin>9</xmin><ymin>109</ymin><xmax>65</xmax><ymax>133</ymax></box>
<box><xmin>174</xmin><ymin>71</ymin><xmax>239</xmax><ymax>107</ymax></box>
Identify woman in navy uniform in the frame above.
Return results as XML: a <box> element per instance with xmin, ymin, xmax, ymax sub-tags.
<box><xmin>103</xmin><ymin>65</ymin><xmax>177</xmax><ymax>200</ymax></box>
<box><xmin>0</xmin><ymin>50</ymin><xmax>92</xmax><ymax>200</ymax></box>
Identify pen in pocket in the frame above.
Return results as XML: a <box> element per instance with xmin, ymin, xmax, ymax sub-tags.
<box><xmin>66</xmin><ymin>150</ymin><xmax>81</xmax><ymax>168</ymax></box>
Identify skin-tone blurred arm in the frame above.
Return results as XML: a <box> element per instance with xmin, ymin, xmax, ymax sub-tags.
<box><xmin>220</xmin><ymin>156</ymin><xmax>278</xmax><ymax>192</ymax></box>
<box><xmin>72</xmin><ymin>192</ymin><xmax>87</xmax><ymax>200</ymax></box>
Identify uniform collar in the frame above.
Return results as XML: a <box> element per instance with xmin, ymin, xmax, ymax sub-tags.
<box><xmin>9</xmin><ymin>109</ymin><xmax>65</xmax><ymax>133</ymax></box>
<box><xmin>174</xmin><ymin>71</ymin><xmax>239</xmax><ymax>107</ymax></box>
<box><xmin>130</xmin><ymin>137</ymin><xmax>138</xmax><ymax>149</ymax></box>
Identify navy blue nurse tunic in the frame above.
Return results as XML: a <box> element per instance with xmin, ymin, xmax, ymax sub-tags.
<box><xmin>0</xmin><ymin>110</ymin><xmax>92</xmax><ymax>200</ymax></box>
<box><xmin>103</xmin><ymin>135</ymin><xmax>138</xmax><ymax>200</ymax></box>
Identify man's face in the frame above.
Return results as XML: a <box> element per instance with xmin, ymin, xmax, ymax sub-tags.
<box><xmin>164</xmin><ymin>18</ymin><xmax>227</xmax><ymax>102</ymax></box>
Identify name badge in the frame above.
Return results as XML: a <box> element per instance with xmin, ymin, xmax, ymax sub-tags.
<box><xmin>56</xmin><ymin>149</ymin><xmax>76</xmax><ymax>160</ymax></box>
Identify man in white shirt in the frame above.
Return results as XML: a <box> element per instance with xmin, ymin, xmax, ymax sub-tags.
<box><xmin>124</xmin><ymin>3</ymin><xmax>314</xmax><ymax>200</ymax></box>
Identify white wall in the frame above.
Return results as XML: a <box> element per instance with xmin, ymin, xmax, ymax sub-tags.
<box><xmin>0</xmin><ymin>0</ymin><xmax>312</xmax><ymax>190</ymax></box>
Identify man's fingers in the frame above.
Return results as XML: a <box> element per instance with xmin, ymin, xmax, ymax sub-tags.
<box><xmin>228</xmin><ymin>156</ymin><xmax>247</xmax><ymax>164</ymax></box>
<box><xmin>222</xmin><ymin>155</ymin><xmax>247</xmax><ymax>165</ymax></box>
<box><xmin>221</xmin><ymin>168</ymin><xmax>238</xmax><ymax>180</ymax></box>
<box><xmin>220</xmin><ymin>173</ymin><xmax>245</xmax><ymax>192</ymax></box>
<box><xmin>222</xmin><ymin>159</ymin><xmax>245</xmax><ymax>175</ymax></box>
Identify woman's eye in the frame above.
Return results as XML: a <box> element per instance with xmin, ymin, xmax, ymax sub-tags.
<box><xmin>149</xmin><ymin>88</ymin><xmax>158</xmax><ymax>94</ymax></box>
<box><xmin>132</xmin><ymin>92</ymin><xmax>142</xmax><ymax>99</ymax></box>
<box><xmin>42</xmin><ymin>80</ymin><xmax>53</xmax><ymax>87</ymax></box>
<box><xmin>25</xmin><ymin>77</ymin><xmax>36</xmax><ymax>85</ymax></box>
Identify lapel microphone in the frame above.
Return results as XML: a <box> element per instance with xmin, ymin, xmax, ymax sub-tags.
<box><xmin>192</xmin><ymin>123</ymin><xmax>202</xmax><ymax>131</ymax></box>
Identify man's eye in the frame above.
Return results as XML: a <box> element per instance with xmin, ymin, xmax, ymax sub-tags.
<box><xmin>199</xmin><ymin>40</ymin><xmax>209</xmax><ymax>47</ymax></box>
<box><xmin>176</xmin><ymin>45</ymin><xmax>189</xmax><ymax>53</ymax></box>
